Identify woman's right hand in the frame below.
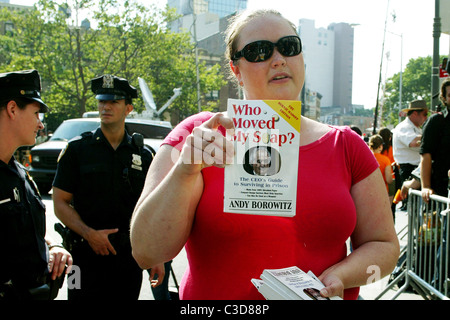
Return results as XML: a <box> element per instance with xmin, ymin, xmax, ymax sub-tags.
<box><xmin>131</xmin><ymin>112</ymin><xmax>235</xmax><ymax>269</ymax></box>
<box><xmin>178</xmin><ymin>112</ymin><xmax>235</xmax><ymax>174</ymax></box>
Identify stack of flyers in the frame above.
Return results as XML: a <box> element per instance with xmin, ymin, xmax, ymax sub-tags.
<box><xmin>252</xmin><ymin>266</ymin><xmax>342</xmax><ymax>300</ymax></box>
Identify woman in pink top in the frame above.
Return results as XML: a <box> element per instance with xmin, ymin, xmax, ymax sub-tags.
<box><xmin>131</xmin><ymin>9</ymin><xmax>399</xmax><ymax>300</ymax></box>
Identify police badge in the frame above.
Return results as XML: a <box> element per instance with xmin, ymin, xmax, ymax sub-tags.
<box><xmin>131</xmin><ymin>154</ymin><xmax>142</xmax><ymax>171</ymax></box>
<box><xmin>102</xmin><ymin>74</ymin><xmax>114</xmax><ymax>88</ymax></box>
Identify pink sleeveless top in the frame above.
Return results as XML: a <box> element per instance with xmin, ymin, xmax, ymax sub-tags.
<box><xmin>163</xmin><ymin>112</ymin><xmax>378</xmax><ymax>300</ymax></box>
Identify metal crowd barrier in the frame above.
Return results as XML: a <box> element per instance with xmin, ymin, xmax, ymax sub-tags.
<box><xmin>376</xmin><ymin>189</ymin><xmax>450</xmax><ymax>300</ymax></box>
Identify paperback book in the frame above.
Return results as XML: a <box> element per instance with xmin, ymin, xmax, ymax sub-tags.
<box><xmin>224</xmin><ymin>99</ymin><xmax>301</xmax><ymax>217</ymax></box>
<box><xmin>252</xmin><ymin>266</ymin><xmax>342</xmax><ymax>300</ymax></box>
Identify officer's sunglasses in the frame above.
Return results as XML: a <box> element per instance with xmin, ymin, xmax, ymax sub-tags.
<box><xmin>232</xmin><ymin>36</ymin><xmax>302</xmax><ymax>63</ymax></box>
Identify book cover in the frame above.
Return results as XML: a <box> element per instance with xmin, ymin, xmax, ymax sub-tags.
<box><xmin>254</xmin><ymin>266</ymin><xmax>342</xmax><ymax>300</ymax></box>
<box><xmin>224</xmin><ymin>99</ymin><xmax>301</xmax><ymax>217</ymax></box>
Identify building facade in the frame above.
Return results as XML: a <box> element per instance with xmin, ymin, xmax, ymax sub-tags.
<box><xmin>0</xmin><ymin>1</ymin><xmax>33</xmax><ymax>35</ymax></box>
<box><xmin>329</xmin><ymin>22</ymin><xmax>355</xmax><ymax>114</ymax></box>
<box><xmin>168</xmin><ymin>0</ymin><xmax>247</xmax><ymax>18</ymax></box>
<box><xmin>299</xmin><ymin>19</ymin><xmax>355</xmax><ymax>114</ymax></box>
<box><xmin>167</xmin><ymin>0</ymin><xmax>248</xmax><ymax>112</ymax></box>
<box><xmin>167</xmin><ymin>2</ymin><xmax>358</xmax><ymax>123</ymax></box>
<box><xmin>299</xmin><ymin>19</ymin><xmax>335</xmax><ymax>109</ymax></box>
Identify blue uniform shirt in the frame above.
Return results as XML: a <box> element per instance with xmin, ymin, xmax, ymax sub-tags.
<box><xmin>0</xmin><ymin>158</ymin><xmax>48</xmax><ymax>285</ymax></box>
<box><xmin>53</xmin><ymin>127</ymin><xmax>153</xmax><ymax>233</ymax></box>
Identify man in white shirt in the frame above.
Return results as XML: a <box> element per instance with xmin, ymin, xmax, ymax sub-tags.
<box><xmin>393</xmin><ymin>100</ymin><xmax>428</xmax><ymax>201</ymax></box>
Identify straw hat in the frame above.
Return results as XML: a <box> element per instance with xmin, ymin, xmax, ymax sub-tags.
<box><xmin>401</xmin><ymin>99</ymin><xmax>428</xmax><ymax>113</ymax></box>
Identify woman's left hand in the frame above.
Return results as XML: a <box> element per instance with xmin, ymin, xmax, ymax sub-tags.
<box><xmin>318</xmin><ymin>272</ymin><xmax>344</xmax><ymax>299</ymax></box>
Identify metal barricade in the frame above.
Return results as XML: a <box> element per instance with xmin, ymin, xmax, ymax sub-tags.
<box><xmin>376</xmin><ymin>189</ymin><xmax>450</xmax><ymax>300</ymax></box>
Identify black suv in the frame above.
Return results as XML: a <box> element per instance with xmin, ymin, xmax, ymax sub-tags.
<box><xmin>29</xmin><ymin>118</ymin><xmax>172</xmax><ymax>194</ymax></box>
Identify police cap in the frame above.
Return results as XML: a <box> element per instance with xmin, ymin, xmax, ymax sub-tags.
<box><xmin>91</xmin><ymin>74</ymin><xmax>138</xmax><ymax>101</ymax></box>
<box><xmin>0</xmin><ymin>69</ymin><xmax>49</xmax><ymax>113</ymax></box>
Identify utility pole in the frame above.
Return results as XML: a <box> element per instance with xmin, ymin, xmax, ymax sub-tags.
<box><xmin>373</xmin><ymin>0</ymin><xmax>390</xmax><ymax>135</ymax></box>
<box><xmin>431</xmin><ymin>0</ymin><xmax>441</xmax><ymax>111</ymax></box>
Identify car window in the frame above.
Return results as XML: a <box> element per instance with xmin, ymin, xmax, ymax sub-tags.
<box><xmin>125</xmin><ymin>123</ymin><xmax>171</xmax><ymax>139</ymax></box>
<box><xmin>50</xmin><ymin>121</ymin><xmax>99</xmax><ymax>141</ymax></box>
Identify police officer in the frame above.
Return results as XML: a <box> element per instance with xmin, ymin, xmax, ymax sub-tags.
<box><xmin>52</xmin><ymin>74</ymin><xmax>164</xmax><ymax>300</ymax></box>
<box><xmin>0</xmin><ymin>70</ymin><xmax>72</xmax><ymax>300</ymax></box>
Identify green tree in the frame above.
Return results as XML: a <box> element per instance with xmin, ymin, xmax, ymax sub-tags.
<box><xmin>0</xmin><ymin>0</ymin><xmax>225</xmax><ymax>130</ymax></box>
<box><xmin>381</xmin><ymin>55</ymin><xmax>445</xmax><ymax>127</ymax></box>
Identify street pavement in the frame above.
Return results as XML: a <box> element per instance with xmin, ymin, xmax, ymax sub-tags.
<box><xmin>42</xmin><ymin>194</ymin><xmax>422</xmax><ymax>300</ymax></box>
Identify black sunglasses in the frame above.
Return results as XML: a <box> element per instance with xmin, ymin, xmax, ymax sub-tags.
<box><xmin>232</xmin><ymin>36</ymin><xmax>302</xmax><ymax>63</ymax></box>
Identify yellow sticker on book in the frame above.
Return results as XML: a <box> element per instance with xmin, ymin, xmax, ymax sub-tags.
<box><xmin>263</xmin><ymin>100</ymin><xmax>301</xmax><ymax>133</ymax></box>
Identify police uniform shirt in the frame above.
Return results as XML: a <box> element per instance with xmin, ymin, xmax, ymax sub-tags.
<box><xmin>52</xmin><ymin>128</ymin><xmax>153</xmax><ymax>232</ymax></box>
<box><xmin>0</xmin><ymin>157</ymin><xmax>48</xmax><ymax>285</ymax></box>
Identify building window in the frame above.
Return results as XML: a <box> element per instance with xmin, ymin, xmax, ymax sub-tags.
<box><xmin>5</xmin><ymin>22</ymin><xmax>14</xmax><ymax>33</ymax></box>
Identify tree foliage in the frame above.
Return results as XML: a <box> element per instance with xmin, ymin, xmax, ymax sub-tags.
<box><xmin>0</xmin><ymin>0</ymin><xmax>225</xmax><ymax>130</ymax></box>
<box><xmin>381</xmin><ymin>55</ymin><xmax>445</xmax><ymax>127</ymax></box>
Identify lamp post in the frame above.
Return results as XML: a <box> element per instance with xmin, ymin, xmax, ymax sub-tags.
<box><xmin>431</xmin><ymin>0</ymin><xmax>441</xmax><ymax>111</ymax></box>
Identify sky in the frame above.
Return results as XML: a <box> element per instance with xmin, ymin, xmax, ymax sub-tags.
<box><xmin>9</xmin><ymin>0</ymin><xmax>450</xmax><ymax>110</ymax></box>
<box><xmin>245</xmin><ymin>0</ymin><xmax>450</xmax><ymax>109</ymax></box>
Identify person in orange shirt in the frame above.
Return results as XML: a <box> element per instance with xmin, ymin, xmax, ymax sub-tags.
<box><xmin>369</xmin><ymin>134</ymin><xmax>393</xmax><ymax>195</ymax></box>
<box><xmin>379</xmin><ymin>127</ymin><xmax>397</xmax><ymax>215</ymax></box>
<box><xmin>379</xmin><ymin>128</ymin><xmax>395</xmax><ymax>164</ymax></box>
